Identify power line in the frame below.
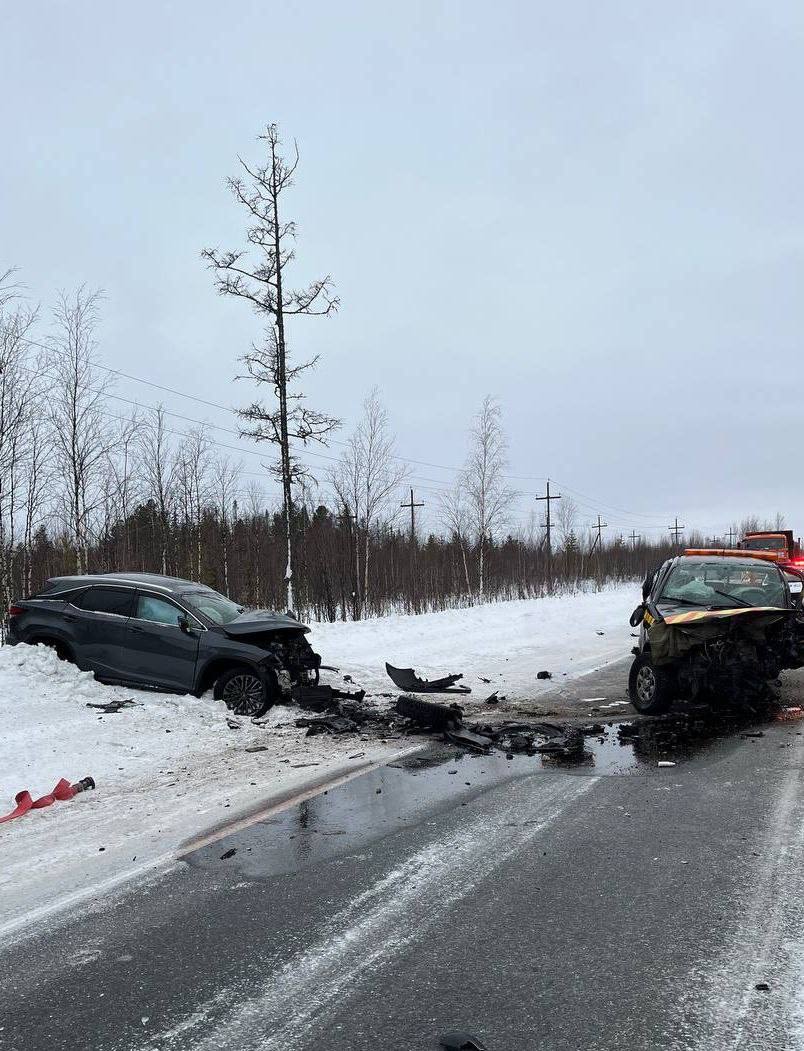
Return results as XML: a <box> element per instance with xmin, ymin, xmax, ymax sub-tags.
<box><xmin>19</xmin><ymin>338</ymin><xmax>685</xmax><ymax>526</ymax></box>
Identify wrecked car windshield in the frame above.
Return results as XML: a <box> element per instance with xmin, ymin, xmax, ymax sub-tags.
<box><xmin>182</xmin><ymin>591</ymin><xmax>245</xmax><ymax>624</ymax></box>
<box><xmin>659</xmin><ymin>561</ymin><xmax>787</xmax><ymax>609</ymax></box>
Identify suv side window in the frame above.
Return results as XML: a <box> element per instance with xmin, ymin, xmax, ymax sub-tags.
<box><xmin>77</xmin><ymin>587</ymin><xmax>135</xmax><ymax>617</ymax></box>
<box><xmin>136</xmin><ymin>594</ymin><xmax>182</xmax><ymax>627</ymax></box>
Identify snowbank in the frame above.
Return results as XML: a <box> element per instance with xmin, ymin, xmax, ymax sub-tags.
<box><xmin>312</xmin><ymin>582</ymin><xmax>637</xmax><ymax>700</ymax></box>
<box><xmin>0</xmin><ymin>584</ymin><xmax>637</xmax><ymax>938</ymax></box>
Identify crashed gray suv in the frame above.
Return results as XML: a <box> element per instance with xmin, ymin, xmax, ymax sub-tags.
<box><xmin>5</xmin><ymin>573</ymin><xmax>320</xmax><ymax>717</ymax></box>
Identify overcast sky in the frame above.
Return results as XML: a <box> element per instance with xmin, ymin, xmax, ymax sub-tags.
<box><xmin>3</xmin><ymin>1</ymin><xmax>803</xmax><ymax>542</ymax></box>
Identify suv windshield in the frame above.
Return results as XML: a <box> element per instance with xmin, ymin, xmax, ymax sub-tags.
<box><xmin>182</xmin><ymin>590</ymin><xmax>245</xmax><ymax>625</ymax></box>
<box><xmin>659</xmin><ymin>561</ymin><xmax>787</xmax><ymax>610</ymax></box>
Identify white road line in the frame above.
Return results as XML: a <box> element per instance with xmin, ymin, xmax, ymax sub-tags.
<box><xmin>669</xmin><ymin>745</ymin><xmax>804</xmax><ymax>1051</ymax></box>
<box><xmin>141</xmin><ymin>775</ymin><xmax>597</xmax><ymax>1051</ymax></box>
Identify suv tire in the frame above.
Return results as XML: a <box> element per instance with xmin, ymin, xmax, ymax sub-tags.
<box><xmin>628</xmin><ymin>654</ymin><xmax>673</xmax><ymax>715</ymax></box>
<box><xmin>214</xmin><ymin>665</ymin><xmax>271</xmax><ymax>718</ymax></box>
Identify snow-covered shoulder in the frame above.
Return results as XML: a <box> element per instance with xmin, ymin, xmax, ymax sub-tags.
<box><xmin>311</xmin><ymin>582</ymin><xmax>637</xmax><ymax>697</ymax></box>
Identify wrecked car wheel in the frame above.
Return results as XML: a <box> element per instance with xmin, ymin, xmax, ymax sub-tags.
<box><xmin>628</xmin><ymin>655</ymin><xmax>673</xmax><ymax>715</ymax></box>
<box><xmin>214</xmin><ymin>667</ymin><xmax>271</xmax><ymax>718</ymax></box>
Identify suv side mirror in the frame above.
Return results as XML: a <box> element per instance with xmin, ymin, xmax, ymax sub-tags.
<box><xmin>178</xmin><ymin>614</ymin><xmax>192</xmax><ymax>634</ymax></box>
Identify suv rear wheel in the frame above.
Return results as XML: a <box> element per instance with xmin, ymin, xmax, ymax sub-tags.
<box><xmin>628</xmin><ymin>654</ymin><xmax>673</xmax><ymax>715</ymax></box>
<box><xmin>214</xmin><ymin>666</ymin><xmax>271</xmax><ymax>718</ymax></box>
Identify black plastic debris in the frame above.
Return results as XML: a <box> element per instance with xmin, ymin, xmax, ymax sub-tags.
<box><xmin>536</xmin><ymin>670</ymin><xmax>552</xmax><ymax>680</ymax></box>
<box><xmin>440</xmin><ymin>1032</ymin><xmax>489</xmax><ymax>1050</ymax></box>
<box><xmin>295</xmin><ymin>715</ymin><xmax>358</xmax><ymax>736</ymax></box>
<box><xmin>445</xmin><ymin>727</ymin><xmax>493</xmax><ymax>752</ymax></box>
<box><xmin>485</xmin><ymin>692</ymin><xmax>500</xmax><ymax>704</ymax></box>
<box><xmin>86</xmin><ymin>699</ymin><xmax>137</xmax><ymax>714</ymax></box>
<box><xmin>220</xmin><ymin>848</ymin><xmax>237</xmax><ymax>860</ymax></box>
<box><xmin>294</xmin><ymin>685</ymin><xmax>365</xmax><ymax>711</ymax></box>
<box><xmin>386</xmin><ymin>662</ymin><xmax>471</xmax><ymax>694</ymax></box>
<box><xmin>395</xmin><ymin>694</ymin><xmax>463</xmax><ymax>729</ymax></box>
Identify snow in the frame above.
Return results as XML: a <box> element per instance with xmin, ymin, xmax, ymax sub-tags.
<box><xmin>0</xmin><ymin>582</ymin><xmax>637</xmax><ymax>939</ymax></box>
<box><xmin>311</xmin><ymin>582</ymin><xmax>637</xmax><ymax>700</ymax></box>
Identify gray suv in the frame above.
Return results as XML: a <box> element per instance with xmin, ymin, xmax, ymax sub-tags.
<box><xmin>5</xmin><ymin>573</ymin><xmax>320</xmax><ymax>717</ymax></box>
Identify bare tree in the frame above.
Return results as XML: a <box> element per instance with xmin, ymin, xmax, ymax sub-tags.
<box><xmin>439</xmin><ymin>482</ymin><xmax>473</xmax><ymax>600</ymax></box>
<box><xmin>106</xmin><ymin>411</ymin><xmax>142</xmax><ymax>567</ymax></box>
<box><xmin>332</xmin><ymin>389</ymin><xmax>407</xmax><ymax>616</ymax></box>
<box><xmin>203</xmin><ymin>123</ymin><xmax>339</xmax><ymax>613</ymax></box>
<box><xmin>462</xmin><ymin>397</ymin><xmax>516</xmax><ymax>602</ymax></box>
<box><xmin>48</xmin><ymin>288</ymin><xmax>112</xmax><ymax>574</ymax></box>
<box><xmin>0</xmin><ymin>292</ymin><xmax>40</xmax><ymax>608</ymax></box>
<box><xmin>139</xmin><ymin>406</ymin><xmax>177</xmax><ymax>575</ymax></box>
<box><xmin>211</xmin><ymin>454</ymin><xmax>242</xmax><ymax>596</ymax></box>
<box><xmin>555</xmin><ymin>495</ymin><xmax>579</xmax><ymax>547</ymax></box>
<box><xmin>175</xmin><ymin>428</ymin><xmax>212</xmax><ymax>582</ymax></box>
<box><xmin>331</xmin><ymin>431</ymin><xmax>364</xmax><ymax>617</ymax></box>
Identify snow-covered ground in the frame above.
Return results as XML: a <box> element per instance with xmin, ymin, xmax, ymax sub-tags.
<box><xmin>312</xmin><ymin>583</ymin><xmax>637</xmax><ymax>701</ymax></box>
<box><xmin>0</xmin><ymin>583</ymin><xmax>637</xmax><ymax>939</ymax></box>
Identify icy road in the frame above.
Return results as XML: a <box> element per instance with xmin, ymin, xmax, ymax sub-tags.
<box><xmin>3</xmin><ymin>660</ymin><xmax>804</xmax><ymax>1050</ymax></box>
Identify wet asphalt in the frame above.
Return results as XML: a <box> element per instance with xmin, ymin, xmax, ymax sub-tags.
<box><xmin>3</xmin><ymin>660</ymin><xmax>804</xmax><ymax>1051</ymax></box>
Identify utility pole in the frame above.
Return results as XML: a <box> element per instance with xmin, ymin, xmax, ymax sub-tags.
<box><xmin>726</xmin><ymin>527</ymin><xmax>737</xmax><ymax>547</ymax></box>
<box><xmin>535</xmin><ymin>479</ymin><xmax>562</xmax><ymax>558</ymax></box>
<box><xmin>669</xmin><ymin>517</ymin><xmax>685</xmax><ymax>547</ymax></box>
<box><xmin>590</xmin><ymin>514</ymin><xmax>608</xmax><ymax>554</ymax></box>
<box><xmin>400</xmin><ymin>487</ymin><xmax>424</xmax><ymax>542</ymax></box>
<box><xmin>628</xmin><ymin>530</ymin><xmax>640</xmax><ymax>548</ymax></box>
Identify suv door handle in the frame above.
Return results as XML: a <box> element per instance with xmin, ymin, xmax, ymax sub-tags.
<box><xmin>130</xmin><ymin>626</ymin><xmax>147</xmax><ymax>635</ymax></box>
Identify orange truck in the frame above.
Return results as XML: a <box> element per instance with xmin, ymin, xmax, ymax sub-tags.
<box><xmin>738</xmin><ymin>530</ymin><xmax>803</xmax><ymax>572</ymax></box>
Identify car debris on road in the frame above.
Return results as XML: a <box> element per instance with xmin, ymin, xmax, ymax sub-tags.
<box><xmin>385</xmin><ymin>663</ymin><xmax>472</xmax><ymax>694</ymax></box>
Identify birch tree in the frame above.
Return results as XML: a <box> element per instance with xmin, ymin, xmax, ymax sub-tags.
<box><xmin>49</xmin><ymin>288</ymin><xmax>113</xmax><ymax>574</ymax></box>
<box><xmin>203</xmin><ymin>123</ymin><xmax>339</xmax><ymax>613</ymax></box>
<box><xmin>462</xmin><ymin>396</ymin><xmax>516</xmax><ymax>602</ymax></box>
<box><xmin>211</xmin><ymin>453</ymin><xmax>242</xmax><ymax>596</ymax></box>
<box><xmin>0</xmin><ymin>295</ymin><xmax>40</xmax><ymax>608</ymax></box>
<box><xmin>332</xmin><ymin>389</ymin><xmax>407</xmax><ymax>616</ymax></box>
<box><xmin>139</xmin><ymin>406</ymin><xmax>177</xmax><ymax>574</ymax></box>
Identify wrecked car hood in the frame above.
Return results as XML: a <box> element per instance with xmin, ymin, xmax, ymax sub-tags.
<box><xmin>649</xmin><ymin>606</ymin><xmax>790</xmax><ymax>665</ymax></box>
<box><xmin>659</xmin><ymin>605</ymin><xmax>789</xmax><ymax>626</ymax></box>
<box><xmin>222</xmin><ymin>610</ymin><xmax>311</xmax><ymax>637</ymax></box>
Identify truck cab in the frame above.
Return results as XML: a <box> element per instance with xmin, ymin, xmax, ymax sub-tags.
<box><xmin>739</xmin><ymin>530</ymin><xmax>804</xmax><ymax>572</ymax></box>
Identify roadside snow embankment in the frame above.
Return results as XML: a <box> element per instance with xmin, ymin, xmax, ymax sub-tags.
<box><xmin>312</xmin><ymin>582</ymin><xmax>637</xmax><ymax>700</ymax></box>
<box><xmin>0</xmin><ymin>583</ymin><xmax>637</xmax><ymax>938</ymax></box>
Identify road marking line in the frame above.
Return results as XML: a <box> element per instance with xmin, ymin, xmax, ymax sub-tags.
<box><xmin>139</xmin><ymin>775</ymin><xmax>597</xmax><ymax>1051</ymax></box>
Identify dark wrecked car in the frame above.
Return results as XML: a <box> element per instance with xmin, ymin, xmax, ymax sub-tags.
<box><xmin>628</xmin><ymin>554</ymin><xmax>804</xmax><ymax>714</ymax></box>
<box><xmin>5</xmin><ymin>573</ymin><xmax>320</xmax><ymax>717</ymax></box>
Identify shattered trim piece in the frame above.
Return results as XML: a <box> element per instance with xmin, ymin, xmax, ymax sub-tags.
<box><xmin>385</xmin><ymin>663</ymin><xmax>472</xmax><ymax>694</ymax></box>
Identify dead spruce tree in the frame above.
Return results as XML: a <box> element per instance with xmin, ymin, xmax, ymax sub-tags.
<box><xmin>203</xmin><ymin>124</ymin><xmax>339</xmax><ymax>613</ymax></box>
<box><xmin>462</xmin><ymin>396</ymin><xmax>516</xmax><ymax>602</ymax></box>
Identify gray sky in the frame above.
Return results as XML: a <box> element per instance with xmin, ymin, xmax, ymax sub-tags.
<box><xmin>3</xmin><ymin>1</ymin><xmax>803</xmax><ymax>542</ymax></box>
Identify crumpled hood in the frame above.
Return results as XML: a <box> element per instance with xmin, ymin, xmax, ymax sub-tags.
<box><xmin>221</xmin><ymin>610</ymin><xmax>310</xmax><ymax>636</ymax></box>
<box><xmin>661</xmin><ymin>605</ymin><xmax>789</xmax><ymax>626</ymax></box>
<box><xmin>650</xmin><ymin>606</ymin><xmax>790</xmax><ymax>665</ymax></box>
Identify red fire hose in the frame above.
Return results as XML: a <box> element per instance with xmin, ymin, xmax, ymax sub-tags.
<box><xmin>0</xmin><ymin>777</ymin><xmax>96</xmax><ymax>825</ymax></box>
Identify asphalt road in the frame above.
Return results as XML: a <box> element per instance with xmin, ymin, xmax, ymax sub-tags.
<box><xmin>3</xmin><ymin>661</ymin><xmax>804</xmax><ymax>1051</ymax></box>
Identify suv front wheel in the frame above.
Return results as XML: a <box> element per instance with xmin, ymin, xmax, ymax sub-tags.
<box><xmin>214</xmin><ymin>665</ymin><xmax>271</xmax><ymax>718</ymax></box>
<box><xmin>628</xmin><ymin>654</ymin><xmax>673</xmax><ymax>715</ymax></box>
